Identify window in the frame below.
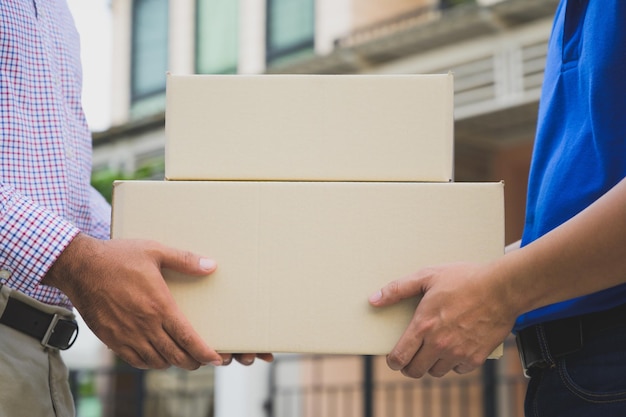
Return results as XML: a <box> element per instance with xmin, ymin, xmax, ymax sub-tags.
<box><xmin>196</xmin><ymin>0</ymin><xmax>239</xmax><ymax>74</ymax></box>
<box><xmin>131</xmin><ymin>0</ymin><xmax>169</xmax><ymax>114</ymax></box>
<box><xmin>266</xmin><ymin>0</ymin><xmax>315</xmax><ymax>65</ymax></box>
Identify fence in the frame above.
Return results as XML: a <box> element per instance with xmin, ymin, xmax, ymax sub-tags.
<box><xmin>70</xmin><ymin>339</ymin><xmax>526</xmax><ymax>417</ymax></box>
<box><xmin>265</xmin><ymin>338</ymin><xmax>527</xmax><ymax>417</ymax></box>
<box><xmin>69</xmin><ymin>365</ymin><xmax>215</xmax><ymax>417</ymax></box>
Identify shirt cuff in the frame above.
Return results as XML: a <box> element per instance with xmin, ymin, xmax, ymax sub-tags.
<box><xmin>0</xmin><ymin>190</ymin><xmax>80</xmax><ymax>297</ymax></box>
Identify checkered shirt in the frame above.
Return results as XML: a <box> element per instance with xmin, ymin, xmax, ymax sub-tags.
<box><xmin>0</xmin><ymin>0</ymin><xmax>111</xmax><ymax>309</ymax></box>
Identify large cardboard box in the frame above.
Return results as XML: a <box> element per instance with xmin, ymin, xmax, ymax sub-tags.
<box><xmin>111</xmin><ymin>180</ymin><xmax>504</xmax><ymax>357</ymax></box>
<box><xmin>165</xmin><ymin>74</ymin><xmax>454</xmax><ymax>182</ymax></box>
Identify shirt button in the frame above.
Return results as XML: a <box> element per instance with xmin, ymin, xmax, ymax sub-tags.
<box><xmin>0</xmin><ymin>269</ymin><xmax>11</xmax><ymax>280</ymax></box>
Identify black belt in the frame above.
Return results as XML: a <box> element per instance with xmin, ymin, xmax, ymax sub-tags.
<box><xmin>516</xmin><ymin>302</ymin><xmax>626</xmax><ymax>377</ymax></box>
<box><xmin>0</xmin><ymin>287</ymin><xmax>78</xmax><ymax>350</ymax></box>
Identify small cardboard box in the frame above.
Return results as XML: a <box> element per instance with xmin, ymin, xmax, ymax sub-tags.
<box><xmin>111</xmin><ymin>180</ymin><xmax>504</xmax><ymax>357</ymax></box>
<box><xmin>165</xmin><ymin>74</ymin><xmax>454</xmax><ymax>182</ymax></box>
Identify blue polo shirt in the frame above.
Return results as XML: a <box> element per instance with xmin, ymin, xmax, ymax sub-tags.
<box><xmin>513</xmin><ymin>0</ymin><xmax>626</xmax><ymax>332</ymax></box>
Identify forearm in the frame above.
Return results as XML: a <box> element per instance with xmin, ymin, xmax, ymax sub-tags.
<box><xmin>495</xmin><ymin>177</ymin><xmax>626</xmax><ymax>317</ymax></box>
<box><xmin>41</xmin><ymin>233</ymin><xmax>95</xmax><ymax>297</ymax></box>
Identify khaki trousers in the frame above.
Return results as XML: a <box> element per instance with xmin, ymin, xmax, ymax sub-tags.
<box><xmin>0</xmin><ymin>285</ymin><xmax>75</xmax><ymax>417</ymax></box>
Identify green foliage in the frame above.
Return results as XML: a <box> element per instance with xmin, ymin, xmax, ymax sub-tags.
<box><xmin>440</xmin><ymin>0</ymin><xmax>476</xmax><ymax>9</ymax></box>
<box><xmin>91</xmin><ymin>169</ymin><xmax>127</xmax><ymax>203</ymax></box>
<box><xmin>91</xmin><ymin>159</ymin><xmax>165</xmax><ymax>204</ymax></box>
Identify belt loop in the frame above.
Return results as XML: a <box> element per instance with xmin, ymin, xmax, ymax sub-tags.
<box><xmin>535</xmin><ymin>324</ymin><xmax>556</xmax><ymax>368</ymax></box>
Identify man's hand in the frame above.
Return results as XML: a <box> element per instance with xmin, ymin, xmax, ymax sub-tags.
<box><xmin>43</xmin><ymin>233</ymin><xmax>272</xmax><ymax>370</ymax></box>
<box><xmin>369</xmin><ymin>263</ymin><xmax>516</xmax><ymax>378</ymax></box>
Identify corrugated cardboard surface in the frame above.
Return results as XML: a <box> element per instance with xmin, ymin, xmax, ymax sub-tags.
<box><xmin>165</xmin><ymin>74</ymin><xmax>454</xmax><ymax>182</ymax></box>
<box><xmin>112</xmin><ymin>181</ymin><xmax>504</xmax><ymax>356</ymax></box>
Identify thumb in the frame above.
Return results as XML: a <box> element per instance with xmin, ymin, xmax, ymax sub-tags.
<box><xmin>369</xmin><ymin>273</ymin><xmax>428</xmax><ymax>307</ymax></box>
<box><xmin>159</xmin><ymin>246</ymin><xmax>218</xmax><ymax>276</ymax></box>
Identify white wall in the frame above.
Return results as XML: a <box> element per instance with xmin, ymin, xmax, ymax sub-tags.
<box><xmin>67</xmin><ymin>0</ymin><xmax>112</xmax><ymax>132</ymax></box>
<box><xmin>239</xmin><ymin>0</ymin><xmax>266</xmax><ymax>74</ymax></box>
<box><xmin>214</xmin><ymin>361</ymin><xmax>272</xmax><ymax>417</ymax></box>
<box><xmin>109</xmin><ymin>0</ymin><xmax>132</xmax><ymax>126</ymax></box>
<box><xmin>169</xmin><ymin>0</ymin><xmax>196</xmax><ymax>74</ymax></box>
<box><xmin>316</xmin><ymin>0</ymin><xmax>352</xmax><ymax>55</ymax></box>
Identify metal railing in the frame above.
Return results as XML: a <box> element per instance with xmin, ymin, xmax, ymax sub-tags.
<box><xmin>69</xmin><ymin>339</ymin><xmax>526</xmax><ymax>417</ymax></box>
<box><xmin>266</xmin><ymin>339</ymin><xmax>527</xmax><ymax>417</ymax></box>
<box><xmin>69</xmin><ymin>365</ymin><xmax>215</xmax><ymax>417</ymax></box>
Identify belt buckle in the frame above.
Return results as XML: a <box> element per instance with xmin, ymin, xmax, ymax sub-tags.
<box><xmin>516</xmin><ymin>328</ymin><xmax>548</xmax><ymax>378</ymax></box>
<box><xmin>516</xmin><ymin>333</ymin><xmax>532</xmax><ymax>378</ymax></box>
<box><xmin>41</xmin><ymin>314</ymin><xmax>79</xmax><ymax>350</ymax></box>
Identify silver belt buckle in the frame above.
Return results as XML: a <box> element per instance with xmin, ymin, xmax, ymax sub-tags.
<box><xmin>41</xmin><ymin>314</ymin><xmax>79</xmax><ymax>350</ymax></box>
<box><xmin>41</xmin><ymin>313</ymin><xmax>61</xmax><ymax>349</ymax></box>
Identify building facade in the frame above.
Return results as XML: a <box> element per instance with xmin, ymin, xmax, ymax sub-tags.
<box><xmin>93</xmin><ymin>0</ymin><xmax>560</xmax><ymax>416</ymax></box>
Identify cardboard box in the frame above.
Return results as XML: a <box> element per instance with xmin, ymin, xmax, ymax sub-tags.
<box><xmin>111</xmin><ymin>180</ymin><xmax>504</xmax><ymax>357</ymax></box>
<box><xmin>165</xmin><ymin>74</ymin><xmax>454</xmax><ymax>182</ymax></box>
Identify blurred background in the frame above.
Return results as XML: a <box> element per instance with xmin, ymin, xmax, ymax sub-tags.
<box><xmin>67</xmin><ymin>0</ymin><xmax>559</xmax><ymax>416</ymax></box>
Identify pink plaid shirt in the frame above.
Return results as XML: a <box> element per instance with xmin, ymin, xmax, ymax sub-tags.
<box><xmin>0</xmin><ymin>0</ymin><xmax>111</xmax><ymax>309</ymax></box>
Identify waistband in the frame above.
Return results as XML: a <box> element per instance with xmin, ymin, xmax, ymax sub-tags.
<box><xmin>515</xmin><ymin>302</ymin><xmax>626</xmax><ymax>377</ymax></box>
<box><xmin>0</xmin><ymin>284</ymin><xmax>78</xmax><ymax>350</ymax></box>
